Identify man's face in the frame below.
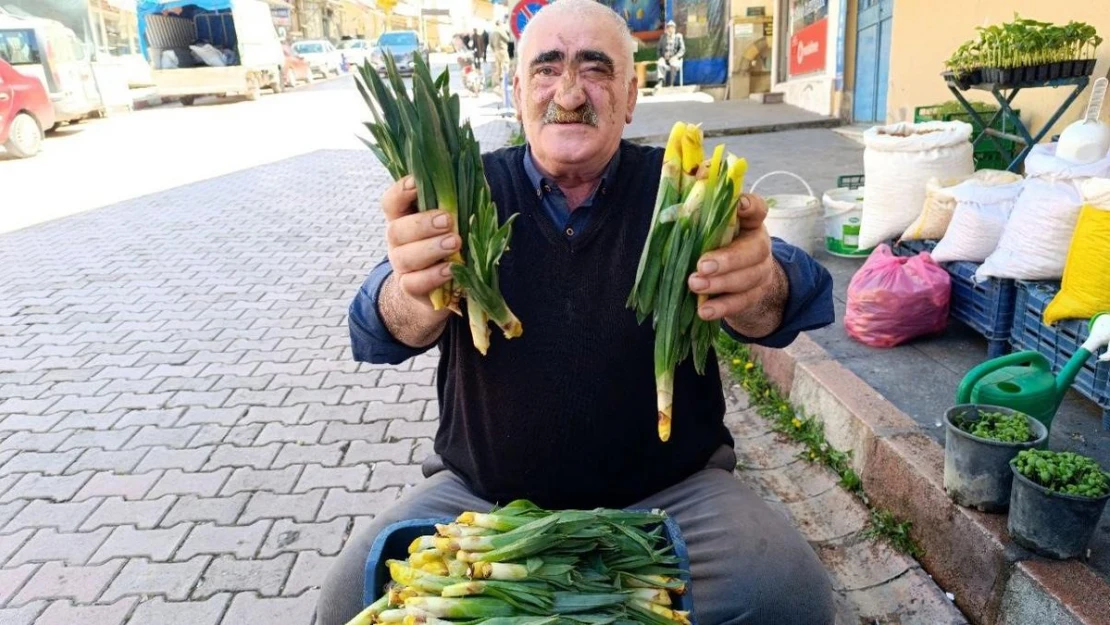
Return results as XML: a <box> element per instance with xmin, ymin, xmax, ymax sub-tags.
<box><xmin>666</xmin><ymin>24</ymin><xmax>676</xmax><ymax>35</ymax></box>
<box><xmin>513</xmin><ymin>13</ymin><xmax>637</xmax><ymax>172</ymax></box>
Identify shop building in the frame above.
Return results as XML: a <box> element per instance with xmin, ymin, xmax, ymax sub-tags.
<box><xmin>759</xmin><ymin>0</ymin><xmax>1108</xmax><ymax>133</ymax></box>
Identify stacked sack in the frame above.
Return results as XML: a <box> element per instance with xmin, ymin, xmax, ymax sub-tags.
<box><xmin>1043</xmin><ymin>178</ymin><xmax>1110</xmax><ymax>324</ymax></box>
<box><xmin>929</xmin><ymin>170</ymin><xmax>1025</xmax><ymax>263</ymax></box>
<box><xmin>901</xmin><ymin>169</ymin><xmax>1021</xmax><ymax>253</ymax></box>
<box><xmin>858</xmin><ymin>121</ymin><xmax>975</xmax><ymax>250</ymax></box>
<box><xmin>975</xmin><ymin>143</ymin><xmax>1110</xmax><ymax>281</ymax></box>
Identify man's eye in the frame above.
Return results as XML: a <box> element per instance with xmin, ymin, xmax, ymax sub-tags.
<box><xmin>537</xmin><ymin>67</ymin><xmax>557</xmax><ymax>76</ymax></box>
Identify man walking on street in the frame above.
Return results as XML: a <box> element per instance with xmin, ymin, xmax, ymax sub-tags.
<box><xmin>471</xmin><ymin>26</ymin><xmax>488</xmax><ymax>71</ymax></box>
<box><xmin>489</xmin><ymin>18</ymin><xmax>513</xmax><ymax>92</ymax></box>
<box><xmin>657</xmin><ymin>19</ymin><xmax>685</xmax><ymax>87</ymax></box>
<box><xmin>320</xmin><ymin>1</ymin><xmax>836</xmax><ymax>624</ymax></box>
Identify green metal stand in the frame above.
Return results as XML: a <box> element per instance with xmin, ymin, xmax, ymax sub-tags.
<box><xmin>945</xmin><ymin>76</ymin><xmax>1090</xmax><ymax>172</ymax></box>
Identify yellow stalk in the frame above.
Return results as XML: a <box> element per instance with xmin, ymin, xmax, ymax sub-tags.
<box><xmin>409</xmin><ymin>550</ymin><xmax>443</xmax><ymax>567</ymax></box>
<box><xmin>657</xmin><ymin>369</ymin><xmax>674</xmax><ymax>442</ymax></box>
<box><xmin>408</xmin><ymin>536</ymin><xmax>436</xmax><ymax>554</ymax></box>
<box><xmin>707</xmin><ymin>144</ymin><xmax>725</xmax><ymax>189</ymax></box>
<box><xmin>420</xmin><ymin>561</ymin><xmax>448</xmax><ymax>576</ymax></box>
<box><xmin>663</xmin><ymin>122</ymin><xmax>687</xmax><ymax>163</ymax></box>
<box><xmin>429</xmin><ymin>252</ymin><xmax>464</xmax><ymax>312</ymax></box>
<box><xmin>678</xmin><ymin>180</ymin><xmax>706</xmax><ymax>221</ymax></box>
<box><xmin>680</xmin><ymin>124</ymin><xmax>704</xmax><ymax>175</ymax></box>
<box><xmin>636</xmin><ymin>601</ymin><xmax>691</xmax><ymax>625</ymax></box>
<box><xmin>631</xmin><ymin>588</ymin><xmax>672</xmax><ymax>606</ymax></box>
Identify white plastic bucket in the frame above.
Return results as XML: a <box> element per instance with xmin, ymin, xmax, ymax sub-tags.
<box><xmin>822</xmin><ymin>187</ymin><xmax>873</xmax><ymax>258</ymax></box>
<box><xmin>751</xmin><ymin>171</ymin><xmax>822</xmax><ymax>256</ymax></box>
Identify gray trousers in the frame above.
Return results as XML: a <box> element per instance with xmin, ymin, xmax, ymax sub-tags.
<box><xmin>318</xmin><ymin>446</ymin><xmax>835</xmax><ymax>625</ymax></box>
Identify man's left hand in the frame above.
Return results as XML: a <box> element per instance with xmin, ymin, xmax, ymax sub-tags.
<box><xmin>687</xmin><ymin>193</ymin><xmax>788</xmax><ymax>339</ymax></box>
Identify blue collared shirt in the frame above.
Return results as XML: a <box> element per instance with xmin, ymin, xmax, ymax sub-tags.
<box><xmin>521</xmin><ymin>145</ymin><xmax>620</xmax><ymax>237</ymax></box>
<box><xmin>348</xmin><ymin>148</ymin><xmax>835</xmax><ymax>364</ymax></box>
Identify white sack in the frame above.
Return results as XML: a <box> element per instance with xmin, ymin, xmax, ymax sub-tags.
<box><xmin>901</xmin><ymin>169</ymin><xmax>1022</xmax><ymax>241</ymax></box>
<box><xmin>190</xmin><ymin>43</ymin><xmax>226</xmax><ymax>67</ymax></box>
<box><xmin>975</xmin><ymin>143</ymin><xmax>1110</xmax><ymax>281</ymax></box>
<box><xmin>859</xmin><ymin>121</ymin><xmax>975</xmax><ymax>249</ymax></box>
<box><xmin>931</xmin><ymin>177</ymin><xmax>1025</xmax><ymax>263</ymax></box>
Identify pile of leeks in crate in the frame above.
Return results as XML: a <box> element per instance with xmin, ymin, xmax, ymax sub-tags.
<box><xmin>347</xmin><ymin>501</ymin><xmax>692</xmax><ymax>625</ymax></box>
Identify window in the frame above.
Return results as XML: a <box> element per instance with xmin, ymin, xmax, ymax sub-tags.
<box><xmin>377</xmin><ymin>32</ymin><xmax>418</xmax><ymax>47</ymax></box>
<box><xmin>294</xmin><ymin>42</ymin><xmax>324</xmax><ymax>54</ymax></box>
<box><xmin>0</xmin><ymin>29</ymin><xmax>41</xmax><ymax>65</ymax></box>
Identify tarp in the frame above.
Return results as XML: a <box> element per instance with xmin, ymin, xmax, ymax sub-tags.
<box><xmin>602</xmin><ymin>0</ymin><xmax>728</xmax><ymax>85</ymax></box>
<box><xmin>136</xmin><ymin>0</ymin><xmax>233</xmax><ymax>61</ymax></box>
<box><xmin>603</xmin><ymin>0</ymin><xmax>664</xmax><ymax>35</ymax></box>
<box><xmin>667</xmin><ymin>0</ymin><xmax>728</xmax><ymax>85</ymax></box>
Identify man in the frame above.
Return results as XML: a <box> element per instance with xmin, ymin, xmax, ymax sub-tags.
<box><xmin>471</xmin><ymin>26</ymin><xmax>487</xmax><ymax>70</ymax></box>
<box><xmin>319</xmin><ymin>1</ymin><xmax>835</xmax><ymax>624</ymax></box>
<box><xmin>488</xmin><ymin>17</ymin><xmax>513</xmax><ymax>91</ymax></box>
<box><xmin>657</xmin><ymin>19</ymin><xmax>685</xmax><ymax>87</ymax></box>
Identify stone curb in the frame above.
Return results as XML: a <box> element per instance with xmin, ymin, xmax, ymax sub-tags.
<box><xmin>624</xmin><ymin>117</ymin><xmax>843</xmax><ymax>145</ymax></box>
<box><xmin>749</xmin><ymin>334</ymin><xmax>1110</xmax><ymax>625</ymax></box>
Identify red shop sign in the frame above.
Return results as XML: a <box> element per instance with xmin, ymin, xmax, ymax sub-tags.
<box><xmin>789</xmin><ymin>17</ymin><xmax>828</xmax><ymax>76</ymax></box>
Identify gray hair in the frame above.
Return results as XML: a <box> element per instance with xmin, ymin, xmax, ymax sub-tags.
<box><xmin>516</xmin><ymin>0</ymin><xmax>638</xmax><ymax>81</ymax></box>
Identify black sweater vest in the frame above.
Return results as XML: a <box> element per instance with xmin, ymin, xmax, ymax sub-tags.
<box><xmin>434</xmin><ymin>141</ymin><xmax>733</xmax><ymax>510</ymax></box>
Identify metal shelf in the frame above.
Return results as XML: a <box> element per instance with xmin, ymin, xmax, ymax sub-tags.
<box><xmin>944</xmin><ymin>75</ymin><xmax>1090</xmax><ymax>172</ymax></box>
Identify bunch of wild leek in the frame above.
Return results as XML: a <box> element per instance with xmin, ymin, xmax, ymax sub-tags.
<box><xmin>356</xmin><ymin>55</ymin><xmax>522</xmax><ymax>355</ymax></box>
<box><xmin>345</xmin><ymin>500</ymin><xmax>692</xmax><ymax>625</ymax></box>
<box><xmin>627</xmin><ymin>122</ymin><xmax>748</xmax><ymax>443</ymax></box>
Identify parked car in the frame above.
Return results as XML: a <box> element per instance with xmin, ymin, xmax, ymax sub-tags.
<box><xmin>292</xmin><ymin>39</ymin><xmax>341</xmax><ymax>78</ymax></box>
<box><xmin>0</xmin><ymin>57</ymin><xmax>54</xmax><ymax>158</ymax></box>
<box><xmin>337</xmin><ymin>38</ymin><xmax>372</xmax><ymax>69</ymax></box>
<box><xmin>282</xmin><ymin>44</ymin><xmax>313</xmax><ymax>87</ymax></box>
<box><xmin>370</xmin><ymin>30</ymin><xmax>428</xmax><ymax>76</ymax></box>
<box><xmin>0</xmin><ymin>12</ymin><xmax>103</xmax><ymax>125</ymax></box>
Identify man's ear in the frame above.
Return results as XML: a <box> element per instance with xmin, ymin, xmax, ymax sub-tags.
<box><xmin>625</xmin><ymin>75</ymin><xmax>638</xmax><ymax>123</ymax></box>
<box><xmin>513</xmin><ymin>74</ymin><xmax>523</xmax><ymax>121</ymax></box>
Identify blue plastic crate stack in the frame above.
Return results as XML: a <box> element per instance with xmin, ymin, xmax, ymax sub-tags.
<box><xmin>1010</xmin><ymin>281</ymin><xmax>1110</xmax><ymax>429</ymax></box>
<box><xmin>893</xmin><ymin>240</ymin><xmax>1017</xmax><ymax>358</ymax></box>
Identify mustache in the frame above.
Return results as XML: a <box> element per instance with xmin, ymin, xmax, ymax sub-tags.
<box><xmin>542</xmin><ymin>101</ymin><xmax>599</xmax><ymax>126</ymax></box>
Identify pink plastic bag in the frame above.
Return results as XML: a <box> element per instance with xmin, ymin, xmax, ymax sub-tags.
<box><xmin>845</xmin><ymin>244</ymin><xmax>951</xmax><ymax>348</ymax></box>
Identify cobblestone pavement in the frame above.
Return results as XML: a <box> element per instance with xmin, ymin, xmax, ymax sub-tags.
<box><xmin>0</xmin><ymin>120</ymin><xmax>509</xmax><ymax>625</ymax></box>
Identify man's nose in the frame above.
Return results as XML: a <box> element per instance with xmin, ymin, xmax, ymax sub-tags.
<box><xmin>553</xmin><ymin>77</ymin><xmax>587</xmax><ymax>111</ymax></box>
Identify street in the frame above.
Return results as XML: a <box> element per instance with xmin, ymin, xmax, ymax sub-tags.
<box><xmin>1</xmin><ymin>56</ymin><xmax>506</xmax><ymax>235</ymax></box>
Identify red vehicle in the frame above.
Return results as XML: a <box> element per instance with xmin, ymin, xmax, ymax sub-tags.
<box><xmin>282</xmin><ymin>44</ymin><xmax>313</xmax><ymax>88</ymax></box>
<box><xmin>0</xmin><ymin>57</ymin><xmax>54</xmax><ymax>158</ymax></box>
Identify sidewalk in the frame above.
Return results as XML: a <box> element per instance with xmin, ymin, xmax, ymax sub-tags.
<box><xmin>644</xmin><ymin>127</ymin><xmax>1110</xmax><ymax>623</ymax></box>
<box><xmin>624</xmin><ymin>97</ymin><xmax>841</xmax><ymax>142</ymax></box>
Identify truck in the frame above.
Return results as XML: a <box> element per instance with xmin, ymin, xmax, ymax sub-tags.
<box><xmin>137</xmin><ymin>0</ymin><xmax>285</xmax><ymax>105</ymax></box>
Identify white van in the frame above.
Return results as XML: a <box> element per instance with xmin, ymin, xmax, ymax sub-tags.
<box><xmin>138</xmin><ymin>0</ymin><xmax>285</xmax><ymax>104</ymax></box>
<box><xmin>0</xmin><ymin>11</ymin><xmax>105</xmax><ymax>125</ymax></box>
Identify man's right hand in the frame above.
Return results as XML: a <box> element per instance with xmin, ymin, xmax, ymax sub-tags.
<box><xmin>377</xmin><ymin>176</ymin><xmax>457</xmax><ymax>348</ymax></box>
<box><xmin>383</xmin><ymin>175</ymin><xmax>461</xmax><ymax>311</ymax></box>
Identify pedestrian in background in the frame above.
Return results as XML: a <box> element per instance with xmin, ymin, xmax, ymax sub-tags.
<box><xmin>471</xmin><ymin>27</ymin><xmax>487</xmax><ymax>70</ymax></box>
<box><xmin>489</xmin><ymin>18</ymin><xmax>512</xmax><ymax>91</ymax></box>
<box><xmin>657</xmin><ymin>19</ymin><xmax>685</xmax><ymax>87</ymax></box>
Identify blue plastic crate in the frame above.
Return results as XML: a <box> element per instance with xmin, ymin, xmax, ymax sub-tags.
<box><xmin>364</xmin><ymin>516</ymin><xmax>697</xmax><ymax>621</ymax></box>
<box><xmin>946</xmin><ymin>261</ymin><xmax>1016</xmax><ymax>358</ymax></box>
<box><xmin>892</xmin><ymin>239</ymin><xmax>936</xmax><ymax>257</ymax></box>
<box><xmin>1010</xmin><ymin>281</ymin><xmax>1110</xmax><ymax>428</ymax></box>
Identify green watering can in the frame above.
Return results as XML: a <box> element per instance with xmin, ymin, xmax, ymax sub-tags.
<box><xmin>957</xmin><ymin>313</ymin><xmax>1110</xmax><ymax>433</ymax></box>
